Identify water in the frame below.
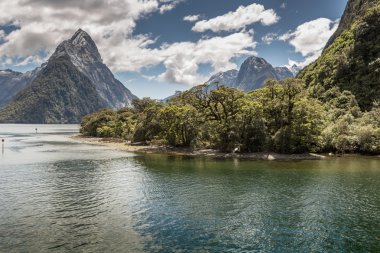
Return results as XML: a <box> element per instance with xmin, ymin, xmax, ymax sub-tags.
<box><xmin>0</xmin><ymin>125</ymin><xmax>379</xmax><ymax>252</ymax></box>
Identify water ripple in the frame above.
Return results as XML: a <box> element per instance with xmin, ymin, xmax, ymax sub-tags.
<box><xmin>0</xmin><ymin>125</ymin><xmax>380</xmax><ymax>252</ymax></box>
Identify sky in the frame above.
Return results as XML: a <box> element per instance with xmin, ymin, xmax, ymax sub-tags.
<box><xmin>0</xmin><ymin>0</ymin><xmax>348</xmax><ymax>99</ymax></box>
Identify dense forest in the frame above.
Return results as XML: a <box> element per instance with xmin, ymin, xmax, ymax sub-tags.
<box><xmin>81</xmin><ymin>0</ymin><xmax>380</xmax><ymax>155</ymax></box>
<box><xmin>81</xmin><ymin>79</ymin><xmax>380</xmax><ymax>154</ymax></box>
<box><xmin>299</xmin><ymin>0</ymin><xmax>380</xmax><ymax>110</ymax></box>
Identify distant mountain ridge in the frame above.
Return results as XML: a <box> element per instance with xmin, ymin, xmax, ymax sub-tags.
<box><xmin>205</xmin><ymin>56</ymin><xmax>295</xmax><ymax>92</ymax></box>
<box><xmin>274</xmin><ymin>67</ymin><xmax>294</xmax><ymax>81</ymax></box>
<box><xmin>0</xmin><ymin>55</ymin><xmax>106</xmax><ymax>123</ymax></box>
<box><xmin>0</xmin><ymin>29</ymin><xmax>137</xmax><ymax>123</ymax></box>
<box><xmin>205</xmin><ymin>69</ymin><xmax>239</xmax><ymax>91</ymax></box>
<box><xmin>0</xmin><ymin>67</ymin><xmax>43</xmax><ymax>108</ymax></box>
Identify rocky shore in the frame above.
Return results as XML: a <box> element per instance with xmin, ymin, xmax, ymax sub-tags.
<box><xmin>71</xmin><ymin>135</ymin><xmax>327</xmax><ymax>161</ymax></box>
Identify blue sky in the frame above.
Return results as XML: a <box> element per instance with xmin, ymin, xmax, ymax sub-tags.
<box><xmin>0</xmin><ymin>0</ymin><xmax>347</xmax><ymax>99</ymax></box>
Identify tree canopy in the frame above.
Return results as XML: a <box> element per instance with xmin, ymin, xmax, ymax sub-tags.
<box><xmin>81</xmin><ymin>78</ymin><xmax>380</xmax><ymax>155</ymax></box>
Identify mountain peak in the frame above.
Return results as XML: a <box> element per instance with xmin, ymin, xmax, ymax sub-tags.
<box><xmin>245</xmin><ymin>56</ymin><xmax>268</xmax><ymax>65</ymax></box>
<box><xmin>236</xmin><ymin>56</ymin><xmax>277</xmax><ymax>91</ymax></box>
<box><xmin>72</xmin><ymin>28</ymin><xmax>86</xmax><ymax>37</ymax></box>
<box><xmin>51</xmin><ymin>29</ymin><xmax>102</xmax><ymax>64</ymax></box>
<box><xmin>48</xmin><ymin>29</ymin><xmax>136</xmax><ymax>108</ymax></box>
<box><xmin>69</xmin><ymin>29</ymin><xmax>95</xmax><ymax>47</ymax></box>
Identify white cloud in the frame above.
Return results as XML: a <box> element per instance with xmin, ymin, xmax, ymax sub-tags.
<box><xmin>285</xmin><ymin>54</ymin><xmax>320</xmax><ymax>69</ymax></box>
<box><xmin>0</xmin><ymin>0</ymin><xmax>162</xmax><ymax>61</ymax></box>
<box><xmin>280</xmin><ymin>18</ymin><xmax>339</xmax><ymax>56</ymax></box>
<box><xmin>15</xmin><ymin>54</ymin><xmax>48</xmax><ymax>67</ymax></box>
<box><xmin>192</xmin><ymin>3</ymin><xmax>279</xmax><ymax>33</ymax></box>
<box><xmin>280</xmin><ymin>3</ymin><xmax>286</xmax><ymax>9</ymax></box>
<box><xmin>261</xmin><ymin>33</ymin><xmax>278</xmax><ymax>45</ymax></box>
<box><xmin>281</xmin><ymin>18</ymin><xmax>339</xmax><ymax>66</ymax></box>
<box><xmin>183</xmin><ymin>15</ymin><xmax>200</xmax><ymax>22</ymax></box>
<box><xmin>157</xmin><ymin>31</ymin><xmax>257</xmax><ymax>84</ymax></box>
<box><xmin>159</xmin><ymin>5</ymin><xmax>174</xmax><ymax>13</ymax></box>
<box><xmin>0</xmin><ymin>0</ymin><xmax>258</xmax><ymax>86</ymax></box>
<box><xmin>159</xmin><ymin>0</ymin><xmax>184</xmax><ymax>14</ymax></box>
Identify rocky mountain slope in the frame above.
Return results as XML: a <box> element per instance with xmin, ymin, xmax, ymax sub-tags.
<box><xmin>205</xmin><ymin>56</ymin><xmax>295</xmax><ymax>92</ymax></box>
<box><xmin>235</xmin><ymin>56</ymin><xmax>279</xmax><ymax>91</ymax></box>
<box><xmin>274</xmin><ymin>67</ymin><xmax>294</xmax><ymax>80</ymax></box>
<box><xmin>0</xmin><ymin>29</ymin><xmax>137</xmax><ymax>123</ymax></box>
<box><xmin>324</xmin><ymin>0</ymin><xmax>378</xmax><ymax>49</ymax></box>
<box><xmin>205</xmin><ymin>69</ymin><xmax>239</xmax><ymax>90</ymax></box>
<box><xmin>288</xmin><ymin>64</ymin><xmax>303</xmax><ymax>77</ymax></box>
<box><xmin>0</xmin><ymin>67</ymin><xmax>42</xmax><ymax>108</ymax></box>
<box><xmin>299</xmin><ymin>0</ymin><xmax>380</xmax><ymax>109</ymax></box>
<box><xmin>0</xmin><ymin>56</ymin><xmax>106</xmax><ymax>123</ymax></box>
<box><xmin>51</xmin><ymin>29</ymin><xmax>136</xmax><ymax>108</ymax></box>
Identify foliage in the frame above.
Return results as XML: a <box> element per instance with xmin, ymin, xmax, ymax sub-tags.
<box><xmin>0</xmin><ymin>55</ymin><xmax>106</xmax><ymax>124</ymax></box>
<box><xmin>79</xmin><ymin>78</ymin><xmax>380</xmax><ymax>155</ymax></box>
<box><xmin>299</xmin><ymin>1</ymin><xmax>380</xmax><ymax>110</ymax></box>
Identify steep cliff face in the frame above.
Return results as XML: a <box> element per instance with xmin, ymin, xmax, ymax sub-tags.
<box><xmin>0</xmin><ymin>67</ymin><xmax>42</xmax><ymax>108</ymax></box>
<box><xmin>0</xmin><ymin>29</ymin><xmax>137</xmax><ymax>123</ymax></box>
<box><xmin>274</xmin><ymin>67</ymin><xmax>294</xmax><ymax>80</ymax></box>
<box><xmin>50</xmin><ymin>29</ymin><xmax>136</xmax><ymax>108</ymax></box>
<box><xmin>0</xmin><ymin>56</ymin><xmax>106</xmax><ymax>124</ymax></box>
<box><xmin>203</xmin><ymin>57</ymin><xmax>294</xmax><ymax>92</ymax></box>
<box><xmin>325</xmin><ymin>0</ymin><xmax>378</xmax><ymax>49</ymax></box>
<box><xmin>299</xmin><ymin>0</ymin><xmax>380</xmax><ymax>109</ymax></box>
<box><xmin>236</xmin><ymin>56</ymin><xmax>279</xmax><ymax>91</ymax></box>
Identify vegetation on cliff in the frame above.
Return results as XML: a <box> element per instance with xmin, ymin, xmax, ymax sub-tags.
<box><xmin>80</xmin><ymin>0</ymin><xmax>380</xmax><ymax>155</ymax></box>
<box><xmin>81</xmin><ymin>79</ymin><xmax>380</xmax><ymax>154</ymax></box>
<box><xmin>0</xmin><ymin>56</ymin><xmax>106</xmax><ymax>123</ymax></box>
<box><xmin>299</xmin><ymin>0</ymin><xmax>380</xmax><ymax>110</ymax></box>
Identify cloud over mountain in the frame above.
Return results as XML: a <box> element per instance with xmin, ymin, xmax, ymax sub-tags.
<box><xmin>0</xmin><ymin>0</ymin><xmax>264</xmax><ymax>86</ymax></box>
<box><xmin>280</xmin><ymin>18</ymin><xmax>340</xmax><ymax>66</ymax></box>
<box><xmin>192</xmin><ymin>3</ymin><xmax>279</xmax><ymax>33</ymax></box>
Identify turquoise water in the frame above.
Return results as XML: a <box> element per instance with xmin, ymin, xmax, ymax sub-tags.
<box><xmin>0</xmin><ymin>125</ymin><xmax>379</xmax><ymax>252</ymax></box>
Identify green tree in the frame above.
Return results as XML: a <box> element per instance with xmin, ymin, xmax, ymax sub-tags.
<box><xmin>158</xmin><ymin>104</ymin><xmax>198</xmax><ymax>147</ymax></box>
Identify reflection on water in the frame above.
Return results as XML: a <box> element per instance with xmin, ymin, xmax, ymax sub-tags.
<box><xmin>0</xmin><ymin>125</ymin><xmax>379</xmax><ymax>252</ymax></box>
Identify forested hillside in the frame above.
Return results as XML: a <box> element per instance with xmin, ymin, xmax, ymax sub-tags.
<box><xmin>0</xmin><ymin>56</ymin><xmax>106</xmax><ymax>123</ymax></box>
<box><xmin>81</xmin><ymin>79</ymin><xmax>380</xmax><ymax>154</ymax></box>
<box><xmin>80</xmin><ymin>0</ymin><xmax>380</xmax><ymax>154</ymax></box>
<box><xmin>299</xmin><ymin>0</ymin><xmax>380</xmax><ymax>110</ymax></box>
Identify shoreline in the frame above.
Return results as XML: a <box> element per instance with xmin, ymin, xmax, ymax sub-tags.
<box><xmin>71</xmin><ymin>135</ymin><xmax>328</xmax><ymax>161</ymax></box>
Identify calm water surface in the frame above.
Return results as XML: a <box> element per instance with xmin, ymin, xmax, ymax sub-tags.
<box><xmin>0</xmin><ymin>124</ymin><xmax>379</xmax><ymax>252</ymax></box>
